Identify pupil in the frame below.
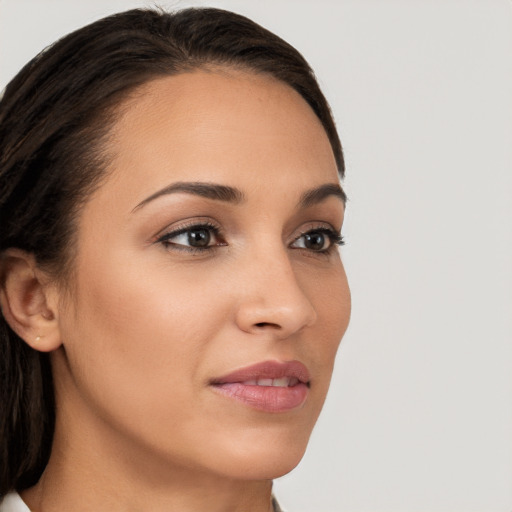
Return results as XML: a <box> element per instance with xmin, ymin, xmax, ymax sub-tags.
<box><xmin>187</xmin><ymin>228</ymin><xmax>210</xmax><ymax>247</ymax></box>
<box><xmin>305</xmin><ymin>232</ymin><xmax>325</xmax><ymax>251</ymax></box>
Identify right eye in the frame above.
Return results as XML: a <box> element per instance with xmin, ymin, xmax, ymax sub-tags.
<box><xmin>157</xmin><ymin>223</ymin><xmax>226</xmax><ymax>252</ymax></box>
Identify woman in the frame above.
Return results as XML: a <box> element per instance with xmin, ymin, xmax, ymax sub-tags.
<box><xmin>0</xmin><ymin>7</ymin><xmax>350</xmax><ymax>512</ymax></box>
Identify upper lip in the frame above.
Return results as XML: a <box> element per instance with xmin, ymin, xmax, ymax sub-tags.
<box><xmin>211</xmin><ymin>360</ymin><xmax>311</xmax><ymax>385</ymax></box>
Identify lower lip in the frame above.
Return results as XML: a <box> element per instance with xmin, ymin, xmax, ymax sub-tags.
<box><xmin>211</xmin><ymin>382</ymin><xmax>309</xmax><ymax>412</ymax></box>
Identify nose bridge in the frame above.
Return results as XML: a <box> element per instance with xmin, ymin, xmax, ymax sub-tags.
<box><xmin>235</xmin><ymin>239</ymin><xmax>317</xmax><ymax>336</ymax></box>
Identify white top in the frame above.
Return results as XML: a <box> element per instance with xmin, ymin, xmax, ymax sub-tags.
<box><xmin>0</xmin><ymin>493</ymin><xmax>30</xmax><ymax>512</ymax></box>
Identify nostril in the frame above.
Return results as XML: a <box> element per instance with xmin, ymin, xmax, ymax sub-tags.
<box><xmin>254</xmin><ymin>322</ymin><xmax>280</xmax><ymax>329</ymax></box>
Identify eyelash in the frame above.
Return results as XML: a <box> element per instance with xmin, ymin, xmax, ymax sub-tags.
<box><xmin>156</xmin><ymin>221</ymin><xmax>224</xmax><ymax>254</ymax></box>
<box><xmin>155</xmin><ymin>223</ymin><xmax>345</xmax><ymax>255</ymax></box>
<box><xmin>294</xmin><ymin>227</ymin><xmax>345</xmax><ymax>253</ymax></box>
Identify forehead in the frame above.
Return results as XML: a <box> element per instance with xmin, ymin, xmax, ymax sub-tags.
<box><xmin>103</xmin><ymin>69</ymin><xmax>339</xmax><ymax>204</ymax></box>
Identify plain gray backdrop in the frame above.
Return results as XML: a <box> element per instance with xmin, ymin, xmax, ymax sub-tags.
<box><xmin>1</xmin><ymin>1</ymin><xmax>512</xmax><ymax>510</ymax></box>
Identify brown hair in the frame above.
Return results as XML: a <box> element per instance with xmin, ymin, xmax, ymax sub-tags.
<box><xmin>0</xmin><ymin>7</ymin><xmax>344</xmax><ymax>496</ymax></box>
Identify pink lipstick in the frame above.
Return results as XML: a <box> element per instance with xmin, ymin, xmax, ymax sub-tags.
<box><xmin>210</xmin><ymin>360</ymin><xmax>310</xmax><ymax>413</ymax></box>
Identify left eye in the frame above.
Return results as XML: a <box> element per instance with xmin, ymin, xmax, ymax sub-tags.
<box><xmin>291</xmin><ymin>229</ymin><xmax>343</xmax><ymax>252</ymax></box>
<box><xmin>158</xmin><ymin>225</ymin><xmax>223</xmax><ymax>249</ymax></box>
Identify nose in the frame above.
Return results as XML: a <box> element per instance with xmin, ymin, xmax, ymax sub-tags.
<box><xmin>234</xmin><ymin>248</ymin><xmax>318</xmax><ymax>339</ymax></box>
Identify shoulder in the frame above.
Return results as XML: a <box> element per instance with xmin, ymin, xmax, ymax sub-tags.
<box><xmin>0</xmin><ymin>493</ymin><xmax>30</xmax><ymax>512</ymax></box>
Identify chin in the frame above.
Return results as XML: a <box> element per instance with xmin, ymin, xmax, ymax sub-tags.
<box><xmin>195</xmin><ymin>426</ymin><xmax>312</xmax><ymax>481</ymax></box>
<box><xmin>248</xmin><ymin>451</ymin><xmax>307</xmax><ymax>480</ymax></box>
<box><xmin>174</xmin><ymin>395</ymin><xmax>325</xmax><ymax>481</ymax></box>
<box><xmin>219</xmin><ymin>448</ymin><xmax>308</xmax><ymax>481</ymax></box>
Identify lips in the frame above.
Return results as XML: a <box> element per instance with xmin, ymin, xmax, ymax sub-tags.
<box><xmin>210</xmin><ymin>360</ymin><xmax>310</xmax><ymax>413</ymax></box>
<box><xmin>238</xmin><ymin>376</ymin><xmax>300</xmax><ymax>387</ymax></box>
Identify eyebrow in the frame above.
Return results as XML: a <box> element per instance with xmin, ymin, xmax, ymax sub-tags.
<box><xmin>298</xmin><ymin>183</ymin><xmax>347</xmax><ymax>208</ymax></box>
<box><xmin>132</xmin><ymin>180</ymin><xmax>346</xmax><ymax>212</ymax></box>
<box><xmin>132</xmin><ymin>181</ymin><xmax>245</xmax><ymax>211</ymax></box>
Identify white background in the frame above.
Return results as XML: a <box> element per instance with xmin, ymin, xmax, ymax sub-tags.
<box><xmin>1</xmin><ymin>1</ymin><xmax>511</xmax><ymax>511</ymax></box>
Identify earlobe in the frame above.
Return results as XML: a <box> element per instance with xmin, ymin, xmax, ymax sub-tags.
<box><xmin>0</xmin><ymin>248</ymin><xmax>62</xmax><ymax>352</ymax></box>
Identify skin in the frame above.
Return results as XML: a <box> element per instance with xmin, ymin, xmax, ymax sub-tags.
<box><xmin>13</xmin><ymin>69</ymin><xmax>350</xmax><ymax>511</ymax></box>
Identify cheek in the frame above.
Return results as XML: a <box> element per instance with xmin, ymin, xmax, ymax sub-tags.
<box><xmin>324</xmin><ymin>264</ymin><xmax>351</xmax><ymax>347</ymax></box>
<box><xmin>301</xmin><ymin>260</ymin><xmax>351</xmax><ymax>381</ymax></box>
<box><xmin>57</xmin><ymin>246</ymin><xmax>231</xmax><ymax>428</ymax></box>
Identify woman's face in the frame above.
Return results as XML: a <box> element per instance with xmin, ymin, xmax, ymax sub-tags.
<box><xmin>53</xmin><ymin>69</ymin><xmax>351</xmax><ymax>480</ymax></box>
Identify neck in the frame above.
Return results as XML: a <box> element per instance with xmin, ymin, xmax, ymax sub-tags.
<box><xmin>22</xmin><ymin>432</ymin><xmax>274</xmax><ymax>512</ymax></box>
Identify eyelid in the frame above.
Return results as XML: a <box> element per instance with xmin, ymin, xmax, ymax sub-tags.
<box><xmin>152</xmin><ymin>218</ymin><xmax>227</xmax><ymax>254</ymax></box>
<box><xmin>289</xmin><ymin>221</ymin><xmax>341</xmax><ymax>241</ymax></box>
<box><xmin>289</xmin><ymin>223</ymin><xmax>345</xmax><ymax>253</ymax></box>
<box><xmin>152</xmin><ymin>217</ymin><xmax>221</xmax><ymax>242</ymax></box>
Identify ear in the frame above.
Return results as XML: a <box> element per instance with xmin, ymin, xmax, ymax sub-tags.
<box><xmin>0</xmin><ymin>248</ymin><xmax>62</xmax><ymax>352</ymax></box>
